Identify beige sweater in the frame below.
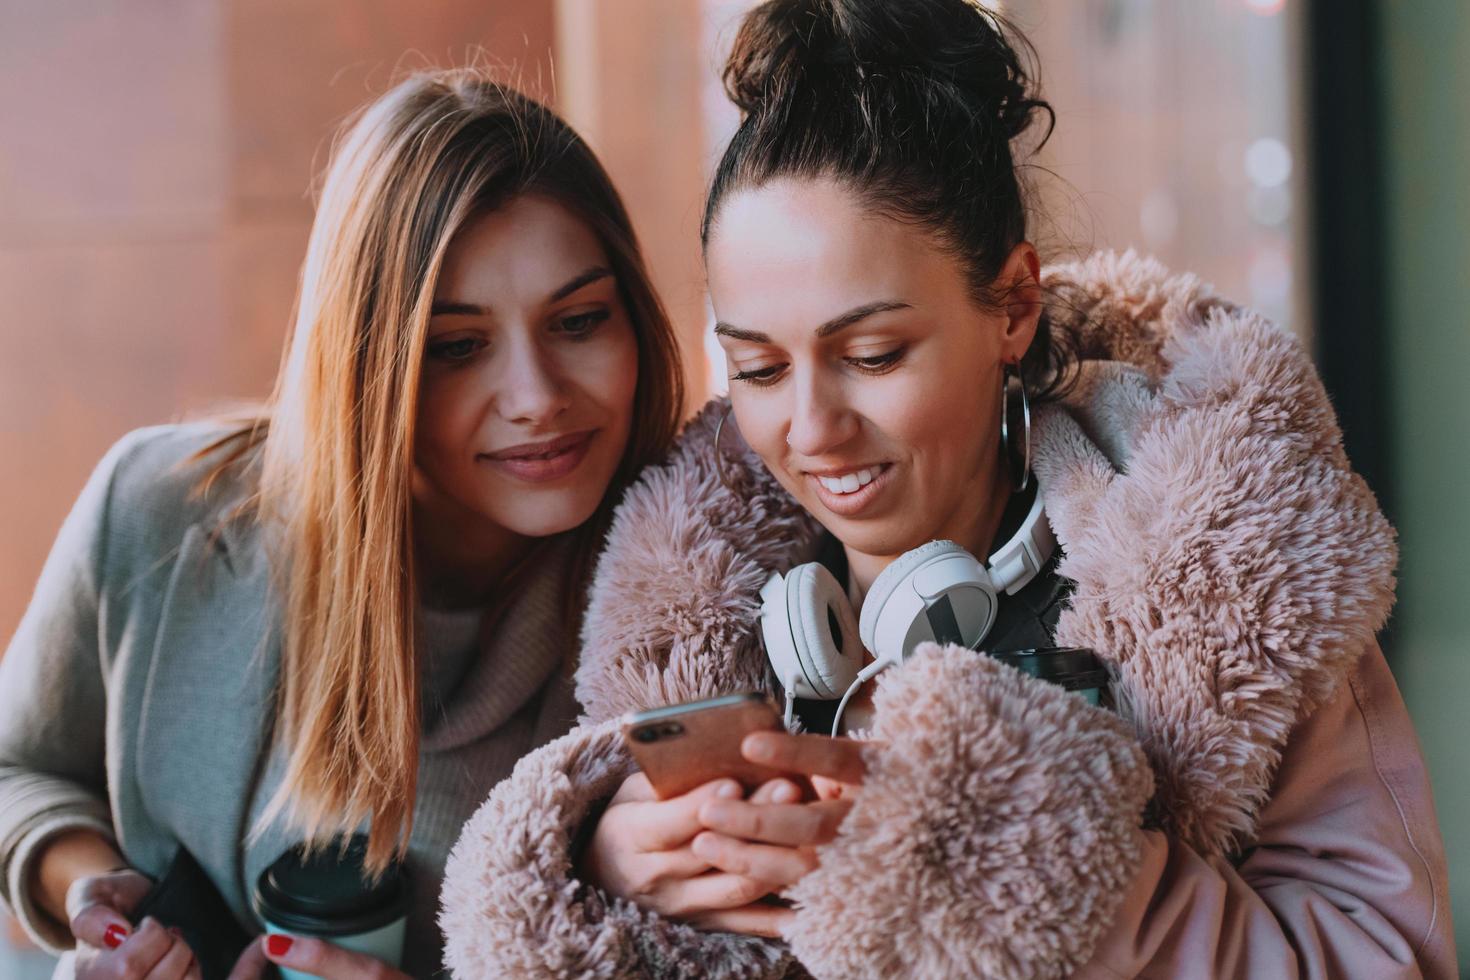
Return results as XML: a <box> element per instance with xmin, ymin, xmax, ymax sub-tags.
<box><xmin>0</xmin><ymin>424</ymin><xmax>581</xmax><ymax>977</ymax></box>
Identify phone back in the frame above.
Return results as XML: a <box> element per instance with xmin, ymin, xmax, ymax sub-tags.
<box><xmin>622</xmin><ymin>693</ymin><xmax>786</xmax><ymax>799</ymax></box>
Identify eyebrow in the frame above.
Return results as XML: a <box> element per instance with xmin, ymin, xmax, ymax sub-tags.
<box><xmin>713</xmin><ymin>300</ymin><xmax>912</xmax><ymax>343</ymax></box>
<box><xmin>430</xmin><ymin>265</ymin><xmax>613</xmax><ymax>316</ymax></box>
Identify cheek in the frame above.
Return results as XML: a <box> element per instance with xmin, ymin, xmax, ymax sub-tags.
<box><xmin>564</xmin><ymin>326</ymin><xmax>640</xmax><ymax>423</ymax></box>
<box><xmin>859</xmin><ymin>349</ymin><xmax>1000</xmax><ymax>469</ymax></box>
<box><xmin>415</xmin><ymin>372</ymin><xmax>483</xmax><ymax>455</ymax></box>
<box><xmin>729</xmin><ymin>389</ymin><xmax>789</xmax><ymax>466</ymax></box>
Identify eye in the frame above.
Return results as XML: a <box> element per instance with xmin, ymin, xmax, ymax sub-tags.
<box><xmin>845</xmin><ymin>346</ymin><xmax>906</xmax><ymax>374</ymax></box>
<box><xmin>427</xmin><ymin>336</ymin><xmax>487</xmax><ymax>362</ymax></box>
<box><xmin>730</xmin><ymin>364</ymin><xmax>787</xmax><ymax>388</ymax></box>
<box><xmin>554</xmin><ymin>309</ymin><xmax>611</xmax><ymax>339</ymax></box>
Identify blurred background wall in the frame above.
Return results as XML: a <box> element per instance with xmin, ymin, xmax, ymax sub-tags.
<box><xmin>1</xmin><ymin>0</ymin><xmax>1464</xmax><ymax>971</ymax></box>
<box><xmin>1381</xmin><ymin>0</ymin><xmax>1470</xmax><ymax>971</ymax></box>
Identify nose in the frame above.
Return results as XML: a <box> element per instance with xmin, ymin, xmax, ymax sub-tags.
<box><xmin>497</xmin><ymin>336</ymin><xmax>572</xmax><ymax>425</ymax></box>
<box><xmin>785</xmin><ymin>369</ymin><xmax>858</xmax><ymax>458</ymax></box>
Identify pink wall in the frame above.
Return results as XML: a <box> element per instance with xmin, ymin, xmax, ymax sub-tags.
<box><xmin>0</xmin><ymin>1</ymin><xmax>557</xmax><ymax>645</ymax></box>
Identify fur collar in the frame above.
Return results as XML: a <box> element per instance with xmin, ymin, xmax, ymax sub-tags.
<box><xmin>576</xmin><ymin>250</ymin><xmax>1396</xmax><ymax>857</ymax></box>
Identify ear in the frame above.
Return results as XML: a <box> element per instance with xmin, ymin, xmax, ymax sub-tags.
<box><xmin>997</xmin><ymin>242</ymin><xmax>1043</xmax><ymax>364</ymax></box>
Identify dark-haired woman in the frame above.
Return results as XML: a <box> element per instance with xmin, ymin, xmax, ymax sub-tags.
<box><xmin>440</xmin><ymin>2</ymin><xmax>1455</xmax><ymax>977</ymax></box>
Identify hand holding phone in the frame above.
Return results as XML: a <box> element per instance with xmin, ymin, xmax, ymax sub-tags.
<box><xmin>621</xmin><ymin>692</ymin><xmax>799</xmax><ymax>800</ymax></box>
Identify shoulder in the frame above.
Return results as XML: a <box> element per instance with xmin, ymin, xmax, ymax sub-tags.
<box><xmin>576</xmin><ymin>401</ymin><xmax>820</xmax><ymax>720</ymax></box>
<box><xmin>90</xmin><ymin>421</ymin><xmax>260</xmax><ymax>573</ymax></box>
<box><xmin>101</xmin><ymin>421</ymin><xmax>256</xmax><ymax>520</ymax></box>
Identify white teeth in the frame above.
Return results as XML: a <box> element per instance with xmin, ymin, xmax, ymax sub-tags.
<box><xmin>817</xmin><ymin>467</ymin><xmax>880</xmax><ymax>495</ymax></box>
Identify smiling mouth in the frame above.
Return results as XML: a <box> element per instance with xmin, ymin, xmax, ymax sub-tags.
<box><xmin>484</xmin><ymin>430</ymin><xmax>596</xmax><ymax>460</ymax></box>
<box><xmin>811</xmin><ymin>464</ymin><xmax>889</xmax><ymax>495</ymax></box>
<box><xmin>478</xmin><ymin>430</ymin><xmax>597</xmax><ymax>483</ymax></box>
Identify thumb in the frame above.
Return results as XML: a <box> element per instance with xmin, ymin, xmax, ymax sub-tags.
<box><xmin>264</xmin><ymin>933</ymin><xmax>401</xmax><ymax>980</ymax></box>
<box><xmin>225</xmin><ymin>936</ymin><xmax>271</xmax><ymax>980</ymax></box>
<box><xmin>69</xmin><ymin>900</ymin><xmax>132</xmax><ymax>950</ymax></box>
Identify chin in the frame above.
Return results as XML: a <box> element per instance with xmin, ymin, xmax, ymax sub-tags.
<box><xmin>494</xmin><ymin>497</ymin><xmax>604</xmax><ymax>539</ymax></box>
<box><xmin>816</xmin><ymin>516</ymin><xmax>924</xmax><ymax>560</ymax></box>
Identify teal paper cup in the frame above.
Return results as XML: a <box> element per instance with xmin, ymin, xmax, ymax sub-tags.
<box><xmin>252</xmin><ymin>835</ymin><xmax>409</xmax><ymax>980</ymax></box>
<box><xmin>988</xmin><ymin>646</ymin><xmax>1113</xmax><ymax>709</ymax></box>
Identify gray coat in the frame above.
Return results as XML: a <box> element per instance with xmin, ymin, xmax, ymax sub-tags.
<box><xmin>0</xmin><ymin>424</ymin><xmax>280</xmax><ymax>956</ymax></box>
<box><xmin>0</xmin><ymin>423</ymin><xmax>581</xmax><ymax>973</ymax></box>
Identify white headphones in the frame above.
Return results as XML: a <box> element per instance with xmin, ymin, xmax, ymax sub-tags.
<box><xmin>759</xmin><ymin>487</ymin><xmax>1056</xmax><ymax>733</ymax></box>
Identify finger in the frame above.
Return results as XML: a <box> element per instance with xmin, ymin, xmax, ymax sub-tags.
<box><xmin>118</xmin><ymin>918</ymin><xmax>174</xmax><ymax>975</ymax></box>
<box><xmin>145</xmin><ymin>933</ymin><xmax>195</xmax><ymax>980</ymax></box>
<box><xmin>687</xmin><ymin>903</ymin><xmax>796</xmax><ymax>938</ymax></box>
<box><xmin>183</xmin><ymin>955</ymin><xmax>204</xmax><ymax>980</ymax></box>
<box><xmin>638</xmin><ymin>844</ymin><xmax>713</xmax><ymax>888</ymax></box>
<box><xmin>225</xmin><ymin>937</ymin><xmax>270</xmax><ymax>980</ymax></box>
<box><xmin>743</xmin><ymin>732</ymin><xmax>867</xmax><ymax>785</ymax></box>
<box><xmin>698</xmin><ymin>797</ymin><xmax>852</xmax><ymax>847</ymax></box>
<box><xmin>630</xmin><ymin>779</ymin><xmax>743</xmax><ymax>851</ymax></box>
<box><xmin>264</xmin><ymin>933</ymin><xmax>402</xmax><ymax>980</ymax></box>
<box><xmin>609</xmin><ymin>771</ymin><xmax>657</xmax><ymax>805</ymax></box>
<box><xmin>662</xmin><ymin>870</ymin><xmax>773</xmax><ymax>914</ymax></box>
<box><xmin>811</xmin><ymin>775</ymin><xmax>850</xmax><ymax>801</ymax></box>
<box><xmin>70</xmin><ymin>899</ymin><xmax>134</xmax><ymax>950</ymax></box>
<box><xmin>748</xmin><ymin>777</ymin><xmax>804</xmax><ymax>805</ymax></box>
<box><xmin>690</xmin><ymin>832</ymin><xmax>818</xmax><ymax>888</ymax></box>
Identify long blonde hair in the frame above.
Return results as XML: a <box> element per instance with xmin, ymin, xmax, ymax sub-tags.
<box><xmin>204</xmin><ymin>70</ymin><xmax>683</xmax><ymax>872</ymax></box>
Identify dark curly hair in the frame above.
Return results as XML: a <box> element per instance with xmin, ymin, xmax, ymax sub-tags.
<box><xmin>702</xmin><ymin>0</ymin><xmax>1074</xmax><ymax>400</ymax></box>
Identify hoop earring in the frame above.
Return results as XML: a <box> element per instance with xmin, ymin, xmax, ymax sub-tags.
<box><xmin>1000</xmin><ymin>364</ymin><xmax>1031</xmax><ymax>492</ymax></box>
<box><xmin>712</xmin><ymin>404</ymin><xmax>739</xmax><ymax>494</ymax></box>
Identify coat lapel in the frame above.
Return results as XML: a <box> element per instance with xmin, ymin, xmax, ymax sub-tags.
<box><xmin>131</xmin><ymin>519</ymin><xmax>277</xmax><ymax>917</ymax></box>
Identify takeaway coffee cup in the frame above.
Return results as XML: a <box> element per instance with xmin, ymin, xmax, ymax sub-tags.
<box><xmin>988</xmin><ymin>646</ymin><xmax>1113</xmax><ymax>709</ymax></box>
<box><xmin>252</xmin><ymin>835</ymin><xmax>409</xmax><ymax>980</ymax></box>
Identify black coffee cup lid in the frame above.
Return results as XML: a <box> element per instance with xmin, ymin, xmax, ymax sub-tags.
<box><xmin>252</xmin><ymin>835</ymin><xmax>409</xmax><ymax>936</ymax></box>
<box><xmin>988</xmin><ymin>647</ymin><xmax>1110</xmax><ymax>692</ymax></box>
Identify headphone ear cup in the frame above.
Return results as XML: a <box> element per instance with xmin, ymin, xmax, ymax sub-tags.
<box><xmin>858</xmin><ymin>540</ymin><xmax>970</xmax><ymax>660</ymax></box>
<box><xmin>786</xmin><ymin>563</ymin><xmax>862</xmax><ymax>699</ymax></box>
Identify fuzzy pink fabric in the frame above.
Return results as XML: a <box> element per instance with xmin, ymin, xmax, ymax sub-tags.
<box><xmin>439</xmin><ymin>720</ymin><xmax>798</xmax><ymax>978</ymax></box>
<box><xmin>440</xmin><ymin>251</ymin><xmax>1398</xmax><ymax>979</ymax></box>
<box><xmin>574</xmin><ymin>406</ymin><xmax>822</xmax><ymax>724</ymax></box>
<box><xmin>783</xmin><ymin>646</ymin><xmax>1153</xmax><ymax>978</ymax></box>
<box><xmin>1034</xmin><ymin>251</ymin><xmax>1397</xmax><ymax>856</ymax></box>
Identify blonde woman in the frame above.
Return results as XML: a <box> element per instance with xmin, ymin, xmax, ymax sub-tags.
<box><xmin>0</xmin><ymin>68</ymin><xmax>683</xmax><ymax>979</ymax></box>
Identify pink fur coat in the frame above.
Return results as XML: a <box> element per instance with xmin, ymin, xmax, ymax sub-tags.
<box><xmin>438</xmin><ymin>252</ymin><xmax>1454</xmax><ymax>978</ymax></box>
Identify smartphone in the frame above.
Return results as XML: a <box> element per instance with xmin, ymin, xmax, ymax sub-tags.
<box><xmin>621</xmin><ymin>692</ymin><xmax>791</xmax><ymax>799</ymax></box>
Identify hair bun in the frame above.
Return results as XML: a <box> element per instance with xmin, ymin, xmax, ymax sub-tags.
<box><xmin>723</xmin><ymin>0</ymin><xmax>1051</xmax><ymax>146</ymax></box>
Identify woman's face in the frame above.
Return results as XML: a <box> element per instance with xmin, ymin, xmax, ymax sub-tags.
<box><xmin>414</xmin><ymin>194</ymin><xmax>639</xmax><ymax>542</ymax></box>
<box><xmin>706</xmin><ymin>177</ymin><xmax>1039</xmax><ymax>565</ymax></box>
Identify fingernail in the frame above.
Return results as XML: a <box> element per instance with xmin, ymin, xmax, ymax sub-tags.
<box><xmin>103</xmin><ymin>923</ymin><xmax>128</xmax><ymax>949</ymax></box>
<box><xmin>773</xmin><ymin>782</ymin><xmax>799</xmax><ymax>803</ymax></box>
<box><xmin>745</xmin><ymin>735</ymin><xmax>774</xmax><ymax>762</ymax></box>
<box><xmin>717</xmin><ymin>781</ymin><xmax>742</xmax><ymax>799</ymax></box>
<box><xmin>266</xmin><ymin>934</ymin><xmax>294</xmax><ymax>957</ymax></box>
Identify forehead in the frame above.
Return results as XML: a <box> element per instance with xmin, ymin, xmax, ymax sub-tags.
<box><xmin>434</xmin><ymin>194</ymin><xmax>607</xmax><ymax>305</ymax></box>
<box><xmin>705</xmin><ymin>177</ymin><xmax>962</xmax><ymax>333</ymax></box>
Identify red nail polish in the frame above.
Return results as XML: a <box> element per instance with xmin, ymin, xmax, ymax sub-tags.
<box><xmin>103</xmin><ymin>923</ymin><xmax>128</xmax><ymax>949</ymax></box>
<box><xmin>266</xmin><ymin>934</ymin><xmax>294</xmax><ymax>957</ymax></box>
